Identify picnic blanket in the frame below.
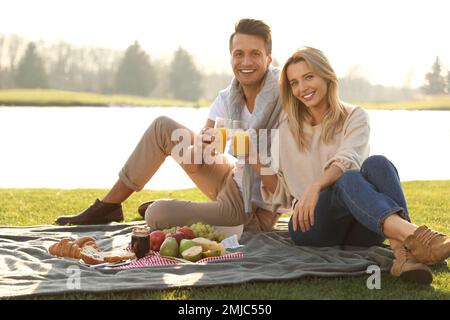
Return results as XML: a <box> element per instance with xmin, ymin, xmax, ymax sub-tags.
<box><xmin>0</xmin><ymin>219</ymin><xmax>394</xmax><ymax>298</ymax></box>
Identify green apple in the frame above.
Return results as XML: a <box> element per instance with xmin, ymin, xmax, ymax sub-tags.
<box><xmin>179</xmin><ymin>239</ymin><xmax>200</xmax><ymax>255</ymax></box>
<box><xmin>181</xmin><ymin>245</ymin><xmax>203</xmax><ymax>262</ymax></box>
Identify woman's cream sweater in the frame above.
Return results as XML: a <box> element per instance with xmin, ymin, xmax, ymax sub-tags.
<box><xmin>261</xmin><ymin>105</ymin><xmax>370</xmax><ymax>212</ymax></box>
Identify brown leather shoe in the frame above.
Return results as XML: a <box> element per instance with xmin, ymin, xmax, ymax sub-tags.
<box><xmin>138</xmin><ymin>201</ymin><xmax>155</xmax><ymax>218</ymax></box>
<box><xmin>404</xmin><ymin>225</ymin><xmax>450</xmax><ymax>266</ymax></box>
<box><xmin>391</xmin><ymin>245</ymin><xmax>433</xmax><ymax>285</ymax></box>
<box><xmin>55</xmin><ymin>199</ymin><xmax>123</xmax><ymax>225</ymax></box>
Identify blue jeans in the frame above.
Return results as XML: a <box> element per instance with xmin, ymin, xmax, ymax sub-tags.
<box><xmin>288</xmin><ymin>155</ymin><xmax>410</xmax><ymax>247</ymax></box>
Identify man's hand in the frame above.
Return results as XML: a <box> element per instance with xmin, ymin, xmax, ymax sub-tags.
<box><xmin>190</xmin><ymin>126</ymin><xmax>222</xmax><ymax>167</ymax></box>
<box><xmin>200</xmin><ymin>127</ymin><xmax>215</xmax><ymax>145</ymax></box>
<box><xmin>183</xmin><ymin>127</ymin><xmax>216</xmax><ymax>173</ymax></box>
<box><xmin>194</xmin><ymin>127</ymin><xmax>217</xmax><ymax>157</ymax></box>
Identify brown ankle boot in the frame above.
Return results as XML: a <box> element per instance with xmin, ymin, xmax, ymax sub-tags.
<box><xmin>137</xmin><ymin>201</ymin><xmax>156</xmax><ymax>218</ymax></box>
<box><xmin>404</xmin><ymin>225</ymin><xmax>450</xmax><ymax>266</ymax></box>
<box><xmin>391</xmin><ymin>245</ymin><xmax>433</xmax><ymax>285</ymax></box>
<box><xmin>55</xmin><ymin>199</ymin><xmax>123</xmax><ymax>225</ymax></box>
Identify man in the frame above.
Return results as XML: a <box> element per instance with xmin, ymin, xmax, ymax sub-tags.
<box><xmin>55</xmin><ymin>18</ymin><xmax>284</xmax><ymax>231</ymax></box>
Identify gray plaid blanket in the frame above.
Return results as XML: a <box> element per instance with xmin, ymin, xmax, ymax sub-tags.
<box><xmin>0</xmin><ymin>220</ymin><xmax>393</xmax><ymax>298</ymax></box>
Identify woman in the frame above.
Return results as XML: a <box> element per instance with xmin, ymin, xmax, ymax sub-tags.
<box><xmin>253</xmin><ymin>47</ymin><xmax>450</xmax><ymax>285</ymax></box>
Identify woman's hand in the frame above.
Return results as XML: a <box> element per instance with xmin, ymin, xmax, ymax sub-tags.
<box><xmin>245</xmin><ymin>135</ymin><xmax>258</xmax><ymax>165</ymax></box>
<box><xmin>245</xmin><ymin>137</ymin><xmax>278</xmax><ymax>193</ymax></box>
<box><xmin>292</xmin><ymin>183</ymin><xmax>321</xmax><ymax>232</ymax></box>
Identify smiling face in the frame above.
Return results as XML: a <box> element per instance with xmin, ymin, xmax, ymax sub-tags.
<box><xmin>230</xmin><ymin>33</ymin><xmax>272</xmax><ymax>90</ymax></box>
<box><xmin>286</xmin><ymin>60</ymin><xmax>329</xmax><ymax>112</ymax></box>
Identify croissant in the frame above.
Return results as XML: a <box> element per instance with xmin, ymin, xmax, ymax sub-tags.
<box><xmin>48</xmin><ymin>236</ymin><xmax>98</xmax><ymax>259</ymax></box>
<box><xmin>48</xmin><ymin>236</ymin><xmax>135</xmax><ymax>265</ymax></box>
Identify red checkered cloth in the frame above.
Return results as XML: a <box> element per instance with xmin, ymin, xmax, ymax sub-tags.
<box><xmin>118</xmin><ymin>250</ymin><xmax>244</xmax><ymax>269</ymax></box>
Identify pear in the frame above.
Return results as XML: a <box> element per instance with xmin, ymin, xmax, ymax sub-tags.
<box><xmin>181</xmin><ymin>245</ymin><xmax>203</xmax><ymax>262</ymax></box>
<box><xmin>159</xmin><ymin>237</ymin><xmax>179</xmax><ymax>257</ymax></box>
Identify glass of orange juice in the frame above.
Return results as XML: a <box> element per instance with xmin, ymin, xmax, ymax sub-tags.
<box><xmin>214</xmin><ymin>117</ymin><xmax>229</xmax><ymax>153</ymax></box>
<box><xmin>232</xmin><ymin>129</ymin><xmax>250</xmax><ymax>158</ymax></box>
<box><xmin>231</xmin><ymin>120</ymin><xmax>249</xmax><ymax>158</ymax></box>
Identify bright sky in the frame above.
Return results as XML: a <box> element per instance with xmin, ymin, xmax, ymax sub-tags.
<box><xmin>1</xmin><ymin>0</ymin><xmax>449</xmax><ymax>88</ymax></box>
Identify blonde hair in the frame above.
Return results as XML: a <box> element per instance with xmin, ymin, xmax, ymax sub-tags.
<box><xmin>280</xmin><ymin>47</ymin><xmax>348</xmax><ymax>151</ymax></box>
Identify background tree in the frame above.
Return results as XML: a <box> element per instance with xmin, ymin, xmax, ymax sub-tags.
<box><xmin>422</xmin><ymin>56</ymin><xmax>446</xmax><ymax>95</ymax></box>
<box><xmin>201</xmin><ymin>72</ymin><xmax>232</xmax><ymax>101</ymax></box>
<box><xmin>0</xmin><ymin>34</ymin><xmax>26</xmax><ymax>88</ymax></box>
<box><xmin>168</xmin><ymin>47</ymin><xmax>202</xmax><ymax>101</ymax></box>
<box><xmin>114</xmin><ymin>41</ymin><xmax>155</xmax><ymax>96</ymax></box>
<box><xmin>446</xmin><ymin>71</ymin><xmax>450</xmax><ymax>94</ymax></box>
<box><xmin>93</xmin><ymin>47</ymin><xmax>121</xmax><ymax>94</ymax></box>
<box><xmin>151</xmin><ymin>59</ymin><xmax>170</xmax><ymax>99</ymax></box>
<box><xmin>46</xmin><ymin>42</ymin><xmax>73</xmax><ymax>90</ymax></box>
<box><xmin>7</xmin><ymin>35</ymin><xmax>25</xmax><ymax>86</ymax></box>
<box><xmin>0</xmin><ymin>35</ymin><xmax>5</xmax><ymax>88</ymax></box>
<box><xmin>15</xmin><ymin>42</ymin><xmax>48</xmax><ymax>88</ymax></box>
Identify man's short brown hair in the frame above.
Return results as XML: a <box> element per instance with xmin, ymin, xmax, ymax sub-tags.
<box><xmin>229</xmin><ymin>19</ymin><xmax>272</xmax><ymax>55</ymax></box>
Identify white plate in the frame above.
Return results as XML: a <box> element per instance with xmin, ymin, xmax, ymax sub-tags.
<box><xmin>213</xmin><ymin>224</ymin><xmax>244</xmax><ymax>241</ymax></box>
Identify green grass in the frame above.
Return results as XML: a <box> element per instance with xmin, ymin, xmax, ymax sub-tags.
<box><xmin>1</xmin><ymin>89</ymin><xmax>450</xmax><ymax>110</ymax></box>
<box><xmin>1</xmin><ymin>181</ymin><xmax>449</xmax><ymax>300</ymax></box>
<box><xmin>0</xmin><ymin>89</ymin><xmax>210</xmax><ymax>108</ymax></box>
<box><xmin>360</xmin><ymin>95</ymin><xmax>450</xmax><ymax>110</ymax></box>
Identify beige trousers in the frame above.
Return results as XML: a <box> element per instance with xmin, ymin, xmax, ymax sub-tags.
<box><xmin>119</xmin><ymin>116</ymin><xmax>279</xmax><ymax>231</ymax></box>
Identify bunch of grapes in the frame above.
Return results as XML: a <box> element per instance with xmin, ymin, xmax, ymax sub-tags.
<box><xmin>162</xmin><ymin>222</ymin><xmax>225</xmax><ymax>241</ymax></box>
<box><xmin>162</xmin><ymin>226</ymin><xmax>177</xmax><ymax>234</ymax></box>
<box><xmin>189</xmin><ymin>222</ymin><xmax>225</xmax><ymax>242</ymax></box>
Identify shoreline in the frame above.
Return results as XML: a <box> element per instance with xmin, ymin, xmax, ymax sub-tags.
<box><xmin>2</xmin><ymin>103</ymin><xmax>450</xmax><ymax>111</ymax></box>
<box><xmin>1</xmin><ymin>179</ymin><xmax>449</xmax><ymax>191</ymax></box>
<box><xmin>1</xmin><ymin>89</ymin><xmax>450</xmax><ymax>110</ymax></box>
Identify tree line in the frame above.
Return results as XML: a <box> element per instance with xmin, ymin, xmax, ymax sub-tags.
<box><xmin>0</xmin><ymin>35</ymin><xmax>231</xmax><ymax>101</ymax></box>
<box><xmin>421</xmin><ymin>57</ymin><xmax>450</xmax><ymax>95</ymax></box>
<box><xmin>0</xmin><ymin>34</ymin><xmax>446</xmax><ymax>103</ymax></box>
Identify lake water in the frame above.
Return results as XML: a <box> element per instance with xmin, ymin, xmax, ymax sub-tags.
<box><xmin>1</xmin><ymin>106</ymin><xmax>449</xmax><ymax>190</ymax></box>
